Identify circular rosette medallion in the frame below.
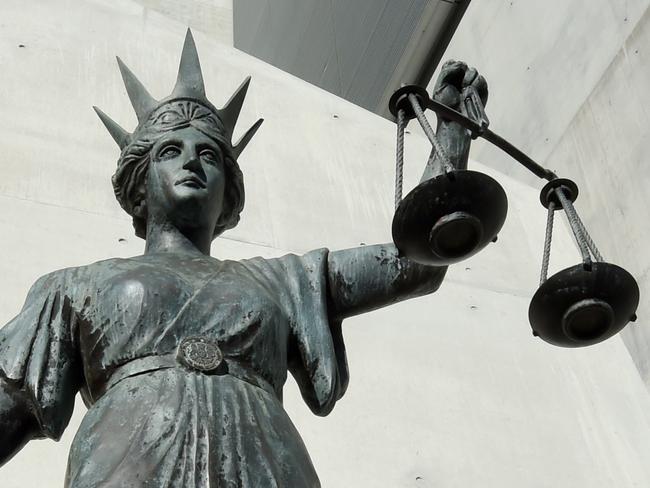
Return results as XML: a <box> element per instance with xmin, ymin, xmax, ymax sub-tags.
<box><xmin>177</xmin><ymin>337</ymin><xmax>223</xmax><ymax>372</ymax></box>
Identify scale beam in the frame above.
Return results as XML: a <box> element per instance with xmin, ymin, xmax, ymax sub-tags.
<box><xmin>427</xmin><ymin>98</ymin><xmax>558</xmax><ymax>182</ymax></box>
<box><xmin>387</xmin><ymin>82</ymin><xmax>639</xmax><ymax>348</ymax></box>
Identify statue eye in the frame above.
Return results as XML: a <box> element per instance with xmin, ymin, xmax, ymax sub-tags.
<box><xmin>158</xmin><ymin>145</ymin><xmax>181</xmax><ymax>159</ymax></box>
<box><xmin>200</xmin><ymin>148</ymin><xmax>220</xmax><ymax>165</ymax></box>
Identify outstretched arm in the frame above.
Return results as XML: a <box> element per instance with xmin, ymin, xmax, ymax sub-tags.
<box><xmin>328</xmin><ymin>61</ymin><xmax>488</xmax><ymax>322</ymax></box>
<box><xmin>0</xmin><ymin>378</ymin><xmax>41</xmax><ymax>467</ymax></box>
<box><xmin>327</xmin><ymin>243</ymin><xmax>447</xmax><ymax>320</ymax></box>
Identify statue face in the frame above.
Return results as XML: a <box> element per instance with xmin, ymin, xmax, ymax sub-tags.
<box><xmin>145</xmin><ymin>126</ymin><xmax>227</xmax><ymax>235</ymax></box>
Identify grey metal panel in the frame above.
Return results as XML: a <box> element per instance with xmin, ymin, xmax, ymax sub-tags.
<box><xmin>340</xmin><ymin>0</ymin><xmax>427</xmax><ymax>109</ymax></box>
<box><xmin>232</xmin><ymin>0</ymin><xmax>269</xmax><ymax>53</ymax></box>
<box><xmin>291</xmin><ymin>1</ymin><xmax>339</xmax><ymax>91</ymax></box>
<box><xmin>319</xmin><ymin>43</ymin><xmax>344</xmax><ymax>95</ymax></box>
<box><xmin>234</xmin><ymin>0</ymin><xmax>468</xmax><ymax>116</ymax></box>
<box><xmin>328</xmin><ymin>0</ymin><xmax>391</xmax><ymax>96</ymax></box>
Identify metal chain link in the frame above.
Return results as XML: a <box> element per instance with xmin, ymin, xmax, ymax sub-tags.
<box><xmin>555</xmin><ymin>188</ymin><xmax>592</xmax><ymax>267</ymax></box>
<box><xmin>407</xmin><ymin>93</ymin><xmax>453</xmax><ymax>172</ymax></box>
<box><xmin>540</xmin><ymin>200</ymin><xmax>555</xmax><ymax>285</ymax></box>
<box><xmin>395</xmin><ymin>109</ymin><xmax>406</xmax><ymax>210</ymax></box>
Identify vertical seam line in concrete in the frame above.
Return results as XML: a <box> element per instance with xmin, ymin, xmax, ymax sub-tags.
<box><xmin>541</xmin><ymin>2</ymin><xmax>650</xmax><ymax>169</ymax></box>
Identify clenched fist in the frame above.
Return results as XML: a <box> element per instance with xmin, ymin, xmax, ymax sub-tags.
<box><xmin>433</xmin><ymin>60</ymin><xmax>488</xmax><ymax>117</ymax></box>
<box><xmin>423</xmin><ymin>60</ymin><xmax>489</xmax><ymax>172</ymax></box>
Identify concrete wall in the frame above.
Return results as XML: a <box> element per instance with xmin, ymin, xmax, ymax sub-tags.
<box><xmin>439</xmin><ymin>0</ymin><xmax>650</xmax><ymax>389</ymax></box>
<box><xmin>436</xmin><ymin>0</ymin><xmax>650</xmax><ymax>183</ymax></box>
<box><xmin>545</xmin><ymin>8</ymin><xmax>650</xmax><ymax>387</ymax></box>
<box><xmin>1</xmin><ymin>1</ymin><xmax>650</xmax><ymax>487</ymax></box>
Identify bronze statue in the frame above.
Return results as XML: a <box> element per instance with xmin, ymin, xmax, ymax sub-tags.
<box><xmin>0</xmin><ymin>31</ymin><xmax>487</xmax><ymax>487</ymax></box>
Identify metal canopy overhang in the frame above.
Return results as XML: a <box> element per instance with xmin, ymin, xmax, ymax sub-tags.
<box><xmin>233</xmin><ymin>0</ymin><xmax>471</xmax><ymax>119</ymax></box>
<box><xmin>377</xmin><ymin>0</ymin><xmax>471</xmax><ymax>118</ymax></box>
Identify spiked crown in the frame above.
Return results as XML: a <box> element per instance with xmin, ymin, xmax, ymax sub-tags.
<box><xmin>94</xmin><ymin>29</ymin><xmax>263</xmax><ymax>159</ymax></box>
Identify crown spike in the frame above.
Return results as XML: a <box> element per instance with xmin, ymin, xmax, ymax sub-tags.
<box><xmin>232</xmin><ymin>118</ymin><xmax>263</xmax><ymax>159</ymax></box>
<box><xmin>171</xmin><ymin>29</ymin><xmax>206</xmax><ymax>99</ymax></box>
<box><xmin>100</xmin><ymin>33</ymin><xmax>262</xmax><ymax>159</ymax></box>
<box><xmin>219</xmin><ymin>76</ymin><xmax>251</xmax><ymax>136</ymax></box>
<box><xmin>93</xmin><ymin>106</ymin><xmax>131</xmax><ymax>149</ymax></box>
<box><xmin>116</xmin><ymin>56</ymin><xmax>158</xmax><ymax>123</ymax></box>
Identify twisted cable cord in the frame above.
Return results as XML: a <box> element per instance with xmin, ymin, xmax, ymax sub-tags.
<box><xmin>555</xmin><ymin>188</ymin><xmax>592</xmax><ymax>267</ymax></box>
<box><xmin>540</xmin><ymin>201</ymin><xmax>555</xmax><ymax>285</ymax></box>
<box><xmin>574</xmin><ymin>212</ymin><xmax>604</xmax><ymax>262</ymax></box>
<box><xmin>395</xmin><ymin>109</ymin><xmax>406</xmax><ymax>209</ymax></box>
<box><xmin>407</xmin><ymin>93</ymin><xmax>453</xmax><ymax>173</ymax></box>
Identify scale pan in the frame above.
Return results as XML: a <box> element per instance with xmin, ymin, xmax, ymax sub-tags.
<box><xmin>392</xmin><ymin>170</ymin><xmax>507</xmax><ymax>265</ymax></box>
<box><xmin>529</xmin><ymin>262</ymin><xmax>639</xmax><ymax>347</ymax></box>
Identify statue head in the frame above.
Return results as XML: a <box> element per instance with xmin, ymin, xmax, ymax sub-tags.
<box><xmin>94</xmin><ymin>30</ymin><xmax>263</xmax><ymax>239</ymax></box>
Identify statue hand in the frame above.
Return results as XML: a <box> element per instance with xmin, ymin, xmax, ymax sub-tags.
<box><xmin>426</xmin><ymin>60</ymin><xmax>487</xmax><ymax>170</ymax></box>
<box><xmin>432</xmin><ymin>60</ymin><xmax>488</xmax><ymax>114</ymax></box>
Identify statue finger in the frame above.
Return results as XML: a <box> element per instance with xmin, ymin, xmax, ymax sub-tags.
<box><xmin>463</xmin><ymin>67</ymin><xmax>478</xmax><ymax>87</ymax></box>
<box><xmin>437</xmin><ymin>60</ymin><xmax>467</xmax><ymax>90</ymax></box>
<box><xmin>473</xmin><ymin>74</ymin><xmax>489</xmax><ymax>105</ymax></box>
<box><xmin>441</xmin><ymin>59</ymin><xmax>458</xmax><ymax>69</ymax></box>
<box><xmin>433</xmin><ymin>84</ymin><xmax>460</xmax><ymax>108</ymax></box>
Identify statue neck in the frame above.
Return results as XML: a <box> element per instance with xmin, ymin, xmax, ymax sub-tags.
<box><xmin>144</xmin><ymin>221</ymin><xmax>212</xmax><ymax>256</ymax></box>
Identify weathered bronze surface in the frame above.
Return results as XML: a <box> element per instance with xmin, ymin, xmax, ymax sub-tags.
<box><xmin>392</xmin><ymin>169</ymin><xmax>507</xmax><ymax>264</ymax></box>
<box><xmin>389</xmin><ymin>65</ymin><xmax>505</xmax><ymax>266</ymax></box>
<box><xmin>529</xmin><ymin>262</ymin><xmax>639</xmax><ymax>347</ymax></box>
<box><xmin>0</xmin><ymin>34</ymin><xmax>482</xmax><ymax>487</ymax></box>
<box><xmin>389</xmin><ymin>64</ymin><xmax>639</xmax><ymax>348</ymax></box>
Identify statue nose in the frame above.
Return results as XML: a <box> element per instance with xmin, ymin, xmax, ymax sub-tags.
<box><xmin>182</xmin><ymin>153</ymin><xmax>201</xmax><ymax>170</ymax></box>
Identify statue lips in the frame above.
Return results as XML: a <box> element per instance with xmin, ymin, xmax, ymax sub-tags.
<box><xmin>175</xmin><ymin>174</ymin><xmax>207</xmax><ymax>189</ymax></box>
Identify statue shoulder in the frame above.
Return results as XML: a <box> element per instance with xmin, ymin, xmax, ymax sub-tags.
<box><xmin>235</xmin><ymin>248</ymin><xmax>329</xmax><ymax>276</ymax></box>
<box><xmin>27</xmin><ymin>257</ymin><xmax>132</xmax><ymax>296</ymax></box>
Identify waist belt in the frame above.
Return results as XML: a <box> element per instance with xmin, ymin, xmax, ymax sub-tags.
<box><xmin>100</xmin><ymin>337</ymin><xmax>276</xmax><ymax>398</ymax></box>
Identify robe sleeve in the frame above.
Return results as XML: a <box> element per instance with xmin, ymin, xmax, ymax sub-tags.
<box><xmin>272</xmin><ymin>249</ymin><xmax>349</xmax><ymax>417</ymax></box>
<box><xmin>0</xmin><ymin>270</ymin><xmax>82</xmax><ymax>440</ymax></box>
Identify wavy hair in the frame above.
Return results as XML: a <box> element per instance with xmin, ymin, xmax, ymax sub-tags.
<box><xmin>112</xmin><ymin>101</ymin><xmax>245</xmax><ymax>239</ymax></box>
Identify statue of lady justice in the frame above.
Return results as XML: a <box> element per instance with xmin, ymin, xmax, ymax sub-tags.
<box><xmin>0</xmin><ymin>31</ymin><xmax>487</xmax><ymax>487</ymax></box>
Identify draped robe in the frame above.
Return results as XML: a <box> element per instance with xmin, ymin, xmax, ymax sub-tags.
<box><xmin>0</xmin><ymin>250</ymin><xmax>348</xmax><ymax>487</ymax></box>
